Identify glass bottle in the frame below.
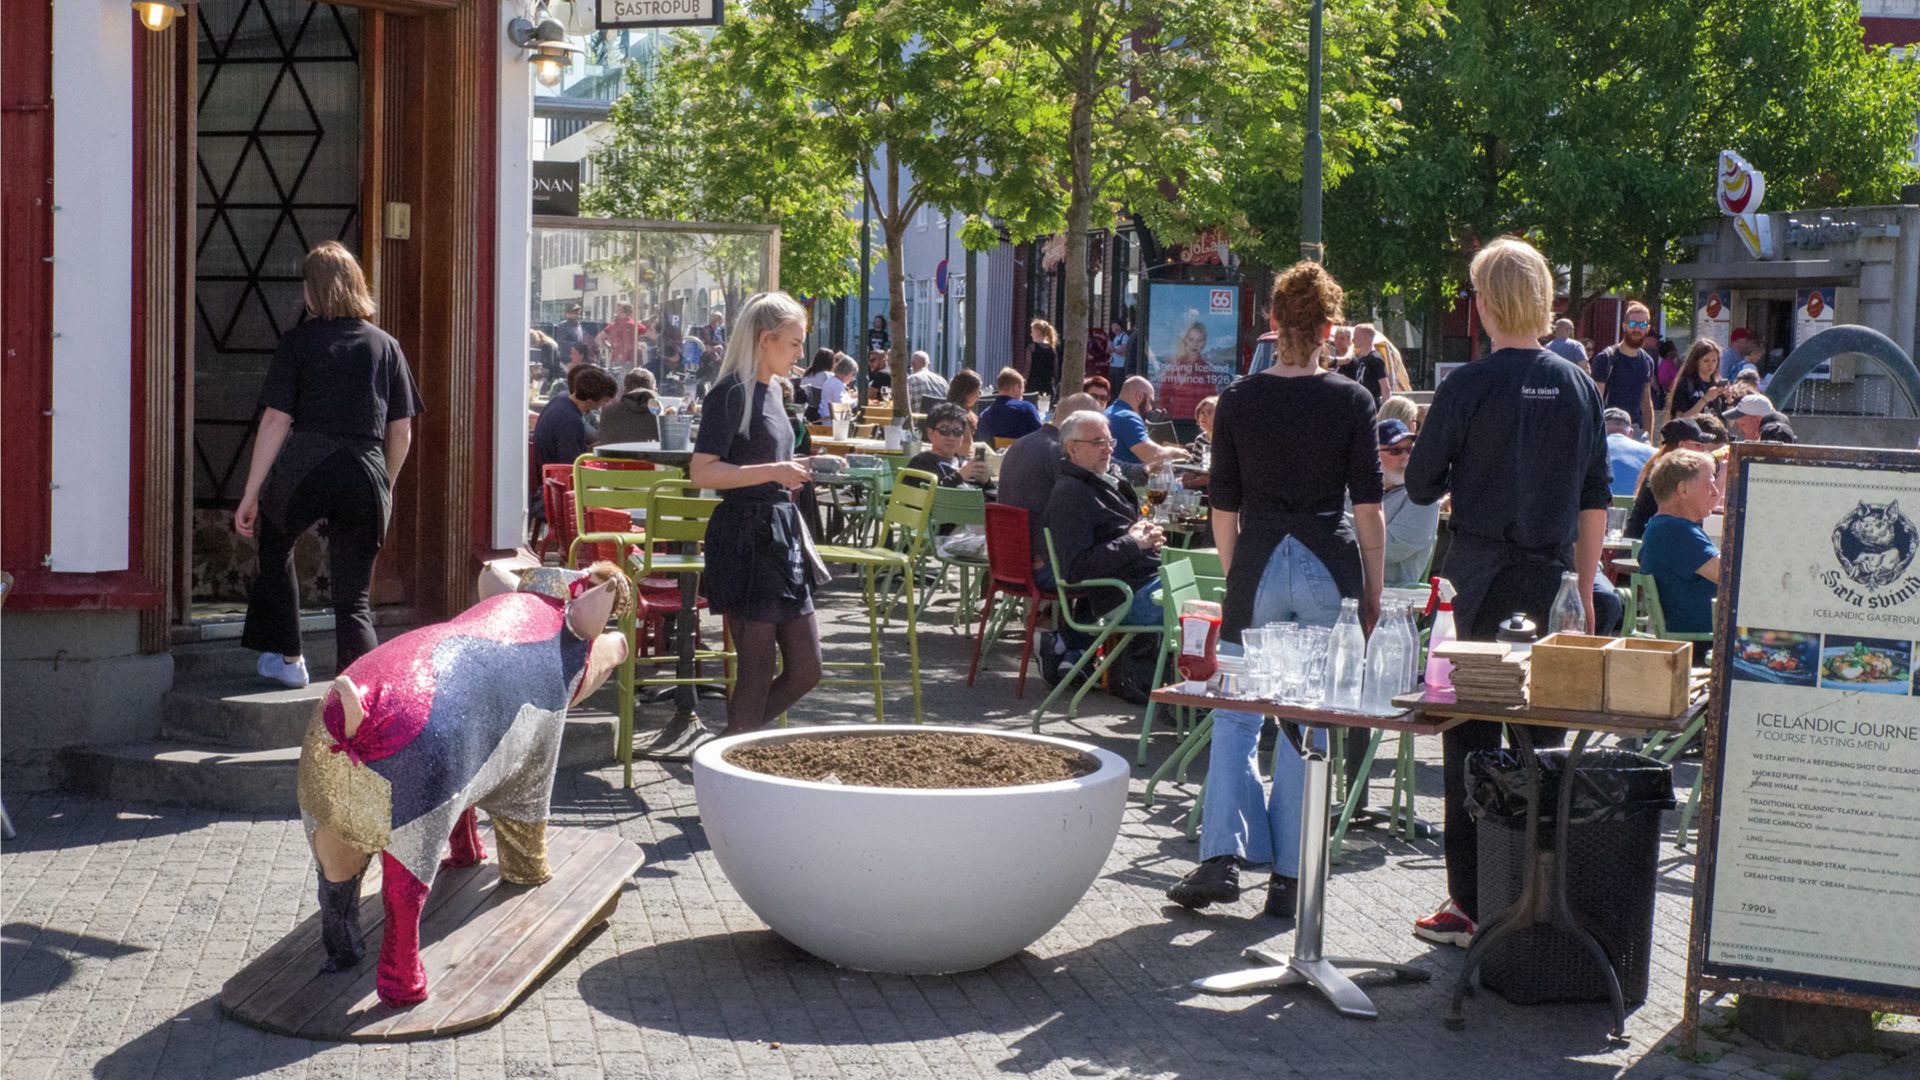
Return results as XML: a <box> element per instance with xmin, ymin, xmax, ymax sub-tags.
<box><xmin>1547</xmin><ymin>571</ymin><xmax>1586</xmax><ymax>636</ymax></box>
<box><xmin>1362</xmin><ymin>604</ymin><xmax>1407</xmax><ymax>714</ymax></box>
<box><xmin>1326</xmin><ymin>598</ymin><xmax>1367</xmax><ymax>710</ymax></box>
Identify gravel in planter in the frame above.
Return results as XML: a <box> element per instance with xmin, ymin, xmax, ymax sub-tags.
<box><xmin>724</xmin><ymin>732</ymin><xmax>1096</xmax><ymax>788</ymax></box>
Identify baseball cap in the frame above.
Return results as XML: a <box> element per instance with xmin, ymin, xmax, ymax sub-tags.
<box><xmin>1376</xmin><ymin>419</ymin><xmax>1415</xmax><ymax>447</ymax></box>
<box><xmin>1660</xmin><ymin>417</ymin><xmax>1728</xmax><ymax>447</ymax></box>
<box><xmin>1722</xmin><ymin>393</ymin><xmax>1775</xmax><ymax>419</ymax></box>
<box><xmin>1730</xmin><ymin>327</ymin><xmax>1753</xmax><ymax>343</ymax></box>
<box><xmin>1601</xmin><ymin>407</ymin><xmax>1633</xmax><ymax>426</ymax></box>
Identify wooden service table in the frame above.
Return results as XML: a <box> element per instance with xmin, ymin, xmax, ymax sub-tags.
<box><xmin>1150</xmin><ymin>686</ymin><xmax>1460</xmax><ymax>1019</ymax></box>
<box><xmin>1390</xmin><ymin>682</ymin><xmax>1709</xmax><ymax>1043</ymax></box>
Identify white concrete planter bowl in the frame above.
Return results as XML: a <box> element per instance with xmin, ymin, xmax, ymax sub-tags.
<box><xmin>692</xmin><ymin>725</ymin><xmax>1129</xmax><ymax>975</ymax></box>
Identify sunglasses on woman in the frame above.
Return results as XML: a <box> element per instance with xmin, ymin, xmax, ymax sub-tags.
<box><xmin>933</xmin><ymin>425</ymin><xmax>967</xmax><ymax>438</ymax></box>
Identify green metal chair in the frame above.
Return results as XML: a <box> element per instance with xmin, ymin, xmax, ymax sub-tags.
<box><xmin>1161</xmin><ymin>546</ymin><xmax>1223</xmax><ymax>580</ymax></box>
<box><xmin>1137</xmin><ymin>558</ymin><xmax>1226</xmax><ymax>763</ymax></box>
<box><xmin>567</xmin><ymin>455</ymin><xmax>685</xmax><ymax>568</ymax></box>
<box><xmin>1627</xmin><ymin>571</ymin><xmax>1714</xmax><ymax>844</ymax></box>
<box><xmin>919</xmin><ymin>485</ymin><xmax>990</xmax><ymax>628</ymax></box>
<box><xmin>1031</xmin><ymin>527</ymin><xmax>1165</xmax><ymax>732</ymax></box>
<box><xmin>816</xmin><ymin>469</ymin><xmax>938</xmax><ymax>722</ymax></box>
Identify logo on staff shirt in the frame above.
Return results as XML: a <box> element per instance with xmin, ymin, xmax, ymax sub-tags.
<box><xmin>1521</xmin><ymin>385</ymin><xmax>1559</xmax><ymax>400</ymax></box>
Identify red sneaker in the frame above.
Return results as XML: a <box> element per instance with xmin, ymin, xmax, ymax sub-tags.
<box><xmin>1413</xmin><ymin>899</ymin><xmax>1476</xmax><ymax>947</ymax></box>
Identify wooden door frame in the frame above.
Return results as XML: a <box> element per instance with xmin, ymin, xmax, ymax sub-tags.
<box><xmin>156</xmin><ymin>0</ymin><xmax>497</xmax><ymax>631</ymax></box>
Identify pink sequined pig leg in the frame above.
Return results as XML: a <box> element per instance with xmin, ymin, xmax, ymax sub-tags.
<box><xmin>375</xmin><ymin>852</ymin><xmax>431</xmax><ymax>1006</ymax></box>
<box><xmin>442</xmin><ymin>806</ymin><xmax>487</xmax><ymax>869</ymax></box>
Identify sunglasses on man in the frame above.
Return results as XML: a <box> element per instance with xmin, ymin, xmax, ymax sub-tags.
<box><xmin>1624</xmin><ymin>320</ymin><xmax>1650</xmax><ymax>330</ymax></box>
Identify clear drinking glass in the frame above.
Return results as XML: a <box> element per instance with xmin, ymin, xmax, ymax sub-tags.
<box><xmin>1277</xmin><ymin>626</ymin><xmax>1309</xmax><ymax>704</ymax></box>
<box><xmin>1607</xmin><ymin>506</ymin><xmax>1628</xmax><ymax>539</ymax></box>
<box><xmin>1300</xmin><ymin>627</ymin><xmax>1332</xmax><ymax>706</ymax></box>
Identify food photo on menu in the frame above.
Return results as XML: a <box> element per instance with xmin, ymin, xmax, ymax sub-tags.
<box><xmin>1729</xmin><ymin>628</ymin><xmax>1819</xmax><ymax>687</ymax></box>
<box><xmin>1816</xmin><ymin>634</ymin><xmax>1914</xmax><ymax>696</ymax></box>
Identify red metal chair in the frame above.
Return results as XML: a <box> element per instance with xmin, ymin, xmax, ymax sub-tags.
<box><xmin>582</xmin><ymin>505</ymin><xmax>706</xmax><ymax>660</ymax></box>
<box><xmin>969</xmin><ymin>504</ymin><xmax>1059</xmax><ymax>698</ymax></box>
<box><xmin>536</xmin><ymin>464</ymin><xmax>575</xmax><ymax>562</ymax></box>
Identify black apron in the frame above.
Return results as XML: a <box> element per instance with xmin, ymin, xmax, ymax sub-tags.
<box><xmin>262</xmin><ymin>429</ymin><xmax>390</xmax><ymax>533</ymax></box>
<box><xmin>703</xmin><ymin>494</ymin><xmax>829</xmax><ymax>622</ymax></box>
<box><xmin>1222</xmin><ymin>510</ymin><xmax>1362</xmax><ymax>643</ymax></box>
<box><xmin>1441</xmin><ymin>530</ymin><xmax>1573</xmax><ymax>641</ymax></box>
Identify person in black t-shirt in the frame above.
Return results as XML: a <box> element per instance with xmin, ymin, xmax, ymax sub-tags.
<box><xmin>1027</xmin><ymin>320</ymin><xmax>1060</xmax><ymax>400</ymax></box>
<box><xmin>1590</xmin><ymin>300</ymin><xmax>1658</xmax><ymax>435</ymax></box>
<box><xmin>1403</xmin><ymin>237</ymin><xmax>1611</xmax><ymax>948</ymax></box>
<box><xmin>907</xmin><ymin>403</ymin><xmax>991</xmax><ymax>489</ymax></box>
<box><xmin>236</xmin><ymin>242</ymin><xmax>424</xmax><ymax>686</ymax></box>
<box><xmin>1335</xmin><ymin>323</ymin><xmax>1389</xmax><ymax>403</ymax></box>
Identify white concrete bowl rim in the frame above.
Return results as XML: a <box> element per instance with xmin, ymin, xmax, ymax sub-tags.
<box><xmin>693</xmin><ymin>724</ymin><xmax>1128</xmax><ymax>798</ymax></box>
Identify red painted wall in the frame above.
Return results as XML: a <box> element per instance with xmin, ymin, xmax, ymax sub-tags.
<box><xmin>2</xmin><ymin>0</ymin><xmax>54</xmax><ymax>575</ymax></box>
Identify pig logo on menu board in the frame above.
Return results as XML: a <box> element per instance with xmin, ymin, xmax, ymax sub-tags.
<box><xmin>1831</xmin><ymin>501</ymin><xmax>1919</xmax><ymax>591</ymax></box>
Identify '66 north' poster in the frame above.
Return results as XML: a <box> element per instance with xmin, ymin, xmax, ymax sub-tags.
<box><xmin>1691</xmin><ymin>445</ymin><xmax>1920</xmax><ymax>1014</ymax></box>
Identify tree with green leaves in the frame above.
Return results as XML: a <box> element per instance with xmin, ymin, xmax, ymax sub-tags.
<box><xmin>987</xmin><ymin>0</ymin><xmax>1436</xmax><ymax>392</ymax></box>
<box><xmin>592</xmin><ymin>2</ymin><xmax>1062</xmax><ymax>408</ymax></box>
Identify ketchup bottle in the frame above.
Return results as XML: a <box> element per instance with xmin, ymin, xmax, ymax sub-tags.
<box><xmin>1176</xmin><ymin>600</ymin><xmax>1223</xmax><ymax>691</ymax></box>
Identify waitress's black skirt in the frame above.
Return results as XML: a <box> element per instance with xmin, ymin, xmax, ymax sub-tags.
<box><xmin>702</xmin><ymin>498</ymin><xmax>816</xmax><ymax>623</ymax></box>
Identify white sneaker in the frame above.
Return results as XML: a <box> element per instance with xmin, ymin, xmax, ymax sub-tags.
<box><xmin>257</xmin><ymin>652</ymin><xmax>310</xmax><ymax>689</ymax></box>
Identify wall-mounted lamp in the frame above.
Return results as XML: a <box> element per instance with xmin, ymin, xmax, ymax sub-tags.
<box><xmin>131</xmin><ymin>1</ymin><xmax>185</xmax><ymax>32</ymax></box>
<box><xmin>507</xmin><ymin>3</ymin><xmax>585</xmax><ymax>89</ymax></box>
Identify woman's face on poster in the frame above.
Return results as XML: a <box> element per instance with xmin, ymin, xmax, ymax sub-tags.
<box><xmin>1180</xmin><ymin>326</ymin><xmax>1207</xmax><ymax>358</ymax></box>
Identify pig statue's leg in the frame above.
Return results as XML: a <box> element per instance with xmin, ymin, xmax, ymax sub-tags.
<box><xmin>487</xmin><ymin>814</ymin><xmax>552</xmax><ymax>886</ymax></box>
<box><xmin>442</xmin><ymin>807</ymin><xmax>488</xmax><ymax>869</ymax></box>
<box><xmin>311</xmin><ymin>825</ymin><xmax>373</xmax><ymax>972</ymax></box>
<box><xmin>375</xmin><ymin>852</ymin><xmax>432</xmax><ymax>1006</ymax></box>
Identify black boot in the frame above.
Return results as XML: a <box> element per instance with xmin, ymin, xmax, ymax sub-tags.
<box><xmin>317</xmin><ymin>868</ymin><xmax>367</xmax><ymax>973</ymax></box>
<box><xmin>1263</xmin><ymin>874</ymin><xmax>1299</xmax><ymax>919</ymax></box>
<box><xmin>1167</xmin><ymin>855</ymin><xmax>1241</xmax><ymax>909</ymax></box>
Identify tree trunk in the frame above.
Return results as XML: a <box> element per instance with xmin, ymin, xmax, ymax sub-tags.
<box><xmin>1566</xmin><ymin>257</ymin><xmax>1587</xmax><ymax>325</ymax></box>
<box><xmin>1058</xmin><ymin>65</ymin><xmax>1097</xmax><ymax>398</ymax></box>
<box><xmin>884</xmin><ymin>149</ymin><xmax>911</xmax><ymax>420</ymax></box>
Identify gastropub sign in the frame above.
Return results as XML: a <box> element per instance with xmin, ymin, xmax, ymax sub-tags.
<box><xmin>596</xmin><ymin>0</ymin><xmax>723</xmax><ymax>28</ymax></box>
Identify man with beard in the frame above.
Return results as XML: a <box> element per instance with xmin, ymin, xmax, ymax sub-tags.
<box><xmin>1591</xmin><ymin>301</ymin><xmax>1658</xmax><ymax>437</ymax></box>
<box><xmin>1373</xmin><ymin>419</ymin><xmax>1440</xmax><ymax>586</ymax></box>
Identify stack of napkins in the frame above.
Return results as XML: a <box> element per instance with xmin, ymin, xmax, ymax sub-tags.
<box><xmin>1434</xmin><ymin>641</ymin><xmax>1528</xmax><ymax>707</ymax></box>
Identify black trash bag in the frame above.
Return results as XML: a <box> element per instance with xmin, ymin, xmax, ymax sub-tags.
<box><xmin>1465</xmin><ymin>748</ymin><xmax>1675</xmax><ymax>827</ymax></box>
<box><xmin>1466</xmin><ymin>747</ymin><xmax>1676</xmax><ymax>1007</ymax></box>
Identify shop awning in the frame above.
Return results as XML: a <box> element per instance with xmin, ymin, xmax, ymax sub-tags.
<box><xmin>1662</xmin><ymin>259</ymin><xmax>1860</xmax><ymax>285</ymax></box>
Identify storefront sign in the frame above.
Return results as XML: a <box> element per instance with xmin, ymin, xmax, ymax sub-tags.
<box><xmin>596</xmin><ymin>0</ymin><xmax>723</xmax><ymax>27</ymax></box>
<box><xmin>1785</xmin><ymin>218</ymin><xmax>1863</xmax><ymax>249</ymax></box>
<box><xmin>1794</xmin><ymin>288</ymin><xmax>1836</xmax><ymax>381</ymax></box>
<box><xmin>1685</xmin><ymin>445</ymin><xmax>1920</xmax><ymax>1041</ymax></box>
<box><xmin>1696</xmin><ymin>289</ymin><xmax>1731</xmax><ymax>351</ymax></box>
<box><xmin>1144</xmin><ymin>282</ymin><xmax>1238</xmax><ymax>420</ymax></box>
<box><xmin>533</xmin><ymin>160</ymin><xmax>580</xmax><ymax>217</ymax></box>
<box><xmin>1718</xmin><ymin>150</ymin><xmax>1775</xmax><ymax>260</ymax></box>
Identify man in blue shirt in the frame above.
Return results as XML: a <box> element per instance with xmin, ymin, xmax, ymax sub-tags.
<box><xmin>1106</xmin><ymin>375</ymin><xmax>1188</xmax><ymax>478</ymax></box>
<box><xmin>1591</xmin><ymin>302</ymin><xmax>1657</xmax><ymax>436</ymax></box>
<box><xmin>1637</xmin><ymin>449</ymin><xmax>1722</xmax><ymax>635</ymax></box>
<box><xmin>1545</xmin><ymin>317</ymin><xmax>1588</xmax><ymax>370</ymax></box>
<box><xmin>975</xmin><ymin>367</ymin><xmax>1044</xmax><ymax>443</ymax></box>
<box><xmin>1603</xmin><ymin>407</ymin><xmax>1654</xmax><ymax>498</ymax></box>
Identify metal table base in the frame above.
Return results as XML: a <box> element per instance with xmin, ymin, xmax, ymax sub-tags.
<box><xmin>1192</xmin><ymin>727</ymin><xmax>1431</xmax><ymax>1018</ymax></box>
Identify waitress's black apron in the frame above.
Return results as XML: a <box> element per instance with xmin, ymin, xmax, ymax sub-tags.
<box><xmin>703</xmin><ymin>495</ymin><xmax>828</xmax><ymax>623</ymax></box>
<box><xmin>1221</xmin><ymin>510</ymin><xmax>1362</xmax><ymax>644</ymax></box>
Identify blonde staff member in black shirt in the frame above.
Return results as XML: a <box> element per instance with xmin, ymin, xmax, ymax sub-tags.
<box><xmin>236</xmin><ymin>242</ymin><xmax>423</xmax><ymax>688</ymax></box>
<box><xmin>1402</xmin><ymin>237</ymin><xmax>1611</xmax><ymax>948</ymax></box>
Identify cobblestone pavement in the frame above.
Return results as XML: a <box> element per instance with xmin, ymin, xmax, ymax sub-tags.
<box><xmin>4</xmin><ymin>589</ymin><xmax>1916</xmax><ymax>1079</ymax></box>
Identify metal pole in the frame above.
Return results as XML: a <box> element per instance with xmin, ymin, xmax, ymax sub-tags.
<box><xmin>1300</xmin><ymin>0</ymin><xmax>1324</xmax><ymax>264</ymax></box>
<box><xmin>859</xmin><ymin>164</ymin><xmax>872</xmax><ymax>361</ymax></box>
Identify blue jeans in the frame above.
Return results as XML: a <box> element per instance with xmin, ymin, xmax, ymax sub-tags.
<box><xmin>1199</xmin><ymin>536</ymin><xmax>1344</xmax><ymax>874</ymax></box>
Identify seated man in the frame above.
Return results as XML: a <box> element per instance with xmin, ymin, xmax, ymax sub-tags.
<box><xmin>530</xmin><ymin>365</ymin><xmax>617</xmax><ymax>532</ymax></box>
<box><xmin>908</xmin><ymin>403</ymin><xmax>991</xmax><ymax>490</ymax></box>
<box><xmin>1043</xmin><ymin>411</ymin><xmax>1166</xmax><ymax>667</ymax></box>
<box><xmin>976</xmin><ymin>368</ymin><xmax>1044</xmax><ymax>443</ymax></box>
<box><xmin>1106</xmin><ymin>376</ymin><xmax>1187</xmax><ymax>482</ymax></box>
<box><xmin>1603</xmin><ymin>406</ymin><xmax>1654</xmax><ymax>497</ymax></box>
<box><xmin>1638</xmin><ymin>449</ymin><xmax>1721</xmax><ymax>635</ymax></box>
<box><xmin>594</xmin><ymin>367</ymin><xmax>662</xmax><ymax>446</ymax></box>
<box><xmin>1375</xmin><ymin>419</ymin><xmax>1440</xmax><ymax>586</ymax></box>
<box><xmin>999</xmin><ymin>393</ymin><xmax>1101</xmax><ymax>588</ymax></box>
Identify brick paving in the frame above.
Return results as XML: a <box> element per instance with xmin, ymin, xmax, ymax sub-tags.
<box><xmin>4</xmin><ymin>588</ymin><xmax>1917</xmax><ymax>1079</ymax></box>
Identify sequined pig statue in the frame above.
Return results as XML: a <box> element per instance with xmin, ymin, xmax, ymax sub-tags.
<box><xmin>295</xmin><ymin>561</ymin><xmax>631</xmax><ymax>1007</ymax></box>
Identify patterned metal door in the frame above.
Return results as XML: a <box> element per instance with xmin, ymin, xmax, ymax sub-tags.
<box><xmin>191</xmin><ymin>0</ymin><xmax>360</xmax><ymax>600</ymax></box>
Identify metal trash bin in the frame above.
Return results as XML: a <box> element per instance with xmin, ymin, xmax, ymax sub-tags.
<box><xmin>1467</xmin><ymin>747</ymin><xmax>1675</xmax><ymax>1005</ymax></box>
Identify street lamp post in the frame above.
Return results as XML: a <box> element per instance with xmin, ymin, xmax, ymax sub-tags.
<box><xmin>1300</xmin><ymin>0</ymin><xmax>1324</xmax><ymax>264</ymax></box>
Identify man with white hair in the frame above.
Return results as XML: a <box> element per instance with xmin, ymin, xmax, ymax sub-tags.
<box><xmin>1546</xmin><ymin>317</ymin><xmax>1588</xmax><ymax>370</ymax></box>
<box><xmin>905</xmin><ymin>349</ymin><xmax>949</xmax><ymax>405</ymax></box>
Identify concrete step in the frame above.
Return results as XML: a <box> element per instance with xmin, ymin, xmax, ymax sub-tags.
<box><xmin>161</xmin><ymin>679</ymin><xmax>331</xmax><ymax>750</ymax></box>
<box><xmin>170</xmin><ymin>637</ymin><xmax>340</xmax><ymax>683</ymax></box>
<box><xmin>55</xmin><ymin>713</ymin><xmax>624</xmax><ymax>814</ymax></box>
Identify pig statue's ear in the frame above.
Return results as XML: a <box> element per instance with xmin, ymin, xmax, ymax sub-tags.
<box><xmin>333</xmin><ymin>676</ymin><xmax>366</xmax><ymax>740</ymax></box>
<box><xmin>476</xmin><ymin>550</ymin><xmax>540</xmax><ymax>602</ymax></box>
<box><xmin>565</xmin><ymin>560</ymin><xmax>632</xmax><ymax>641</ymax></box>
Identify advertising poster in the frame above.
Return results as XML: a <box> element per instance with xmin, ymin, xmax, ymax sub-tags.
<box><xmin>1796</xmin><ymin>287</ymin><xmax>1837</xmax><ymax>381</ymax></box>
<box><xmin>1696</xmin><ymin>289</ymin><xmax>1732</xmax><ymax>351</ymax></box>
<box><xmin>1146</xmin><ymin>283</ymin><xmax>1239</xmax><ymax>420</ymax></box>
<box><xmin>1697</xmin><ymin>451</ymin><xmax>1920</xmax><ymax>1006</ymax></box>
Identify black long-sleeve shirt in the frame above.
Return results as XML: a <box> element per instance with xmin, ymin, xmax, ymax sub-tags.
<box><xmin>1405</xmin><ymin>347</ymin><xmax>1611</xmax><ymax>550</ymax></box>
